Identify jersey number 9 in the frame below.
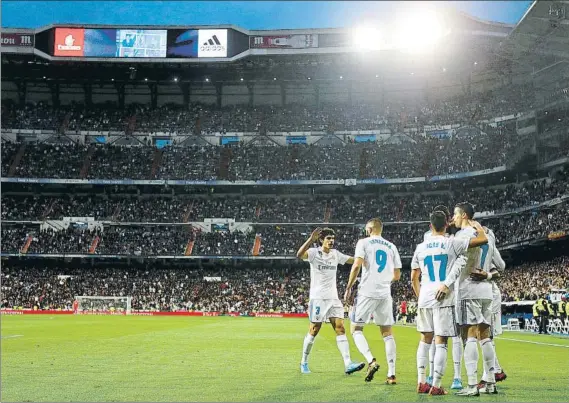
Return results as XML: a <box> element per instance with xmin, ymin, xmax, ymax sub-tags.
<box><xmin>376</xmin><ymin>250</ymin><xmax>387</xmax><ymax>273</ymax></box>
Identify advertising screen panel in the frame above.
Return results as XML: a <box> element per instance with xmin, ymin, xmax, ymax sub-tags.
<box><xmin>197</xmin><ymin>29</ymin><xmax>228</xmax><ymax>58</ymax></box>
<box><xmin>250</xmin><ymin>34</ymin><xmax>318</xmax><ymax>49</ymax></box>
<box><xmin>54</xmin><ymin>28</ymin><xmax>167</xmax><ymax>58</ymax></box>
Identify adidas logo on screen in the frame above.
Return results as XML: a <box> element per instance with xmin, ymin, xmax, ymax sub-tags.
<box><xmin>200</xmin><ymin>34</ymin><xmax>225</xmax><ymax>53</ymax></box>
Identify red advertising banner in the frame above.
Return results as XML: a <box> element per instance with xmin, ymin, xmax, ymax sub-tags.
<box><xmin>250</xmin><ymin>34</ymin><xmax>318</xmax><ymax>49</ymax></box>
<box><xmin>54</xmin><ymin>28</ymin><xmax>85</xmax><ymax>57</ymax></box>
<box><xmin>1</xmin><ymin>309</ymin><xmax>308</xmax><ymax>318</ymax></box>
<box><xmin>1</xmin><ymin>33</ymin><xmax>34</xmax><ymax>47</ymax></box>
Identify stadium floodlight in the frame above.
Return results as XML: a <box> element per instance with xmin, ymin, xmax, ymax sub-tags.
<box><xmin>394</xmin><ymin>8</ymin><xmax>447</xmax><ymax>53</ymax></box>
<box><xmin>352</xmin><ymin>26</ymin><xmax>382</xmax><ymax>51</ymax></box>
<box><xmin>273</xmin><ymin>77</ymin><xmax>277</xmax><ymax>81</ymax></box>
<box><xmin>205</xmin><ymin>78</ymin><xmax>210</xmax><ymax>82</ymax></box>
<box><xmin>240</xmin><ymin>78</ymin><xmax>244</xmax><ymax>81</ymax></box>
<box><xmin>173</xmin><ymin>77</ymin><xmax>178</xmax><ymax>82</ymax></box>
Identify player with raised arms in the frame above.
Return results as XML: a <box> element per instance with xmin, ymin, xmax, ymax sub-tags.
<box><xmin>344</xmin><ymin>218</ymin><xmax>402</xmax><ymax>385</ymax></box>
<box><xmin>412</xmin><ymin>211</ymin><xmax>488</xmax><ymax>395</ymax></box>
<box><xmin>423</xmin><ymin>205</ymin><xmax>465</xmax><ymax>390</ymax></box>
<box><xmin>296</xmin><ymin>227</ymin><xmax>365</xmax><ymax>375</ymax></box>
<box><xmin>435</xmin><ymin>202</ymin><xmax>498</xmax><ymax>396</ymax></box>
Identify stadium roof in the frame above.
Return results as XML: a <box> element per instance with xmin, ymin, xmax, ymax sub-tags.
<box><xmin>506</xmin><ymin>0</ymin><xmax>569</xmax><ymax>64</ymax></box>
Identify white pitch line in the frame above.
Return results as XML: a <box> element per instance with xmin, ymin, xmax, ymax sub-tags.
<box><xmin>1</xmin><ymin>335</ymin><xmax>23</xmax><ymax>339</ymax></box>
<box><xmin>497</xmin><ymin>337</ymin><xmax>569</xmax><ymax>348</ymax></box>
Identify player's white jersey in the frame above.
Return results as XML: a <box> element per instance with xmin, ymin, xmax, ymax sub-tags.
<box><xmin>423</xmin><ymin>230</ymin><xmax>450</xmax><ymax>241</ymax></box>
<box><xmin>483</xmin><ymin>228</ymin><xmax>506</xmax><ymax>310</ymax></box>
<box><xmin>303</xmin><ymin>247</ymin><xmax>350</xmax><ymax>300</ymax></box>
<box><xmin>456</xmin><ymin>226</ymin><xmax>493</xmax><ymax>300</ymax></box>
<box><xmin>354</xmin><ymin>235</ymin><xmax>402</xmax><ymax>299</ymax></box>
<box><xmin>412</xmin><ymin>234</ymin><xmax>469</xmax><ymax>308</ymax></box>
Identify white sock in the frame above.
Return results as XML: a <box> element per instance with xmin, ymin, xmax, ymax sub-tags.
<box><xmin>417</xmin><ymin>341</ymin><xmax>430</xmax><ymax>384</ymax></box>
<box><xmin>384</xmin><ymin>335</ymin><xmax>396</xmax><ymax>377</ymax></box>
<box><xmin>464</xmin><ymin>337</ymin><xmax>479</xmax><ymax>387</ymax></box>
<box><xmin>492</xmin><ymin>340</ymin><xmax>502</xmax><ymax>373</ymax></box>
<box><xmin>433</xmin><ymin>343</ymin><xmax>448</xmax><ymax>388</ymax></box>
<box><xmin>353</xmin><ymin>331</ymin><xmax>374</xmax><ymax>364</ymax></box>
<box><xmin>301</xmin><ymin>333</ymin><xmax>315</xmax><ymax>364</ymax></box>
<box><xmin>428</xmin><ymin>341</ymin><xmax>435</xmax><ymax>378</ymax></box>
<box><xmin>452</xmin><ymin>336</ymin><xmax>463</xmax><ymax>380</ymax></box>
<box><xmin>336</xmin><ymin>334</ymin><xmax>352</xmax><ymax>366</ymax></box>
<box><xmin>480</xmin><ymin>338</ymin><xmax>496</xmax><ymax>384</ymax></box>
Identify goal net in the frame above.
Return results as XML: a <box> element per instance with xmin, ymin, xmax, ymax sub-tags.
<box><xmin>75</xmin><ymin>296</ymin><xmax>132</xmax><ymax>315</ymax></box>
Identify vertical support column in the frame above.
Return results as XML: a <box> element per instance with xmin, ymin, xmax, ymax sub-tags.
<box><xmin>115</xmin><ymin>83</ymin><xmax>125</xmax><ymax>109</ymax></box>
<box><xmin>181</xmin><ymin>83</ymin><xmax>190</xmax><ymax>108</ymax></box>
<box><xmin>150</xmin><ymin>82</ymin><xmax>158</xmax><ymax>109</ymax></box>
<box><xmin>280</xmin><ymin>82</ymin><xmax>286</xmax><ymax>106</ymax></box>
<box><xmin>49</xmin><ymin>81</ymin><xmax>60</xmax><ymax>108</ymax></box>
<box><xmin>84</xmin><ymin>83</ymin><xmax>93</xmax><ymax>108</ymax></box>
<box><xmin>16</xmin><ymin>80</ymin><xmax>27</xmax><ymax>106</ymax></box>
<box><xmin>314</xmin><ymin>83</ymin><xmax>320</xmax><ymax>108</ymax></box>
<box><xmin>247</xmin><ymin>82</ymin><xmax>254</xmax><ymax>107</ymax></box>
<box><xmin>215</xmin><ymin>82</ymin><xmax>223</xmax><ymax>109</ymax></box>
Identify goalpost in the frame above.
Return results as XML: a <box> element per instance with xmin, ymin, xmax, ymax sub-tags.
<box><xmin>75</xmin><ymin>296</ymin><xmax>132</xmax><ymax>315</ymax></box>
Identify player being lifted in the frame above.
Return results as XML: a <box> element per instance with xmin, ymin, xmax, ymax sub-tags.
<box><xmin>296</xmin><ymin>227</ymin><xmax>365</xmax><ymax>375</ymax></box>
<box><xmin>344</xmin><ymin>218</ymin><xmax>402</xmax><ymax>385</ymax></box>
<box><xmin>423</xmin><ymin>205</ymin><xmax>465</xmax><ymax>390</ymax></box>
<box><xmin>412</xmin><ymin>211</ymin><xmax>488</xmax><ymax>396</ymax></box>
<box><xmin>436</xmin><ymin>202</ymin><xmax>498</xmax><ymax>396</ymax></box>
<box><xmin>471</xmin><ymin>226</ymin><xmax>507</xmax><ymax>390</ymax></box>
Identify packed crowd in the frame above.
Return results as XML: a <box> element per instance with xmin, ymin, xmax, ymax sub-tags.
<box><xmin>2</xmin><ymin>200</ymin><xmax>568</xmax><ymax>256</ymax></box>
<box><xmin>1</xmin><ymin>254</ymin><xmax>567</xmax><ymax>313</ymax></box>
<box><xmin>1</xmin><ymin>83</ymin><xmax>535</xmax><ymax>134</ymax></box>
<box><xmin>1</xmin><ymin>132</ymin><xmax>519</xmax><ymax>180</ymax></box>
<box><xmin>2</xmin><ymin>174</ymin><xmax>567</xmax><ymax>223</ymax></box>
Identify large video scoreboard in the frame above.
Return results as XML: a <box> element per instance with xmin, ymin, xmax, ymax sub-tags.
<box><xmin>52</xmin><ymin>27</ymin><xmax>243</xmax><ymax>59</ymax></box>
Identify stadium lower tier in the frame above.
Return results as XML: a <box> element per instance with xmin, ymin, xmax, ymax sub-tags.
<box><xmin>1</xmin><ymin>256</ymin><xmax>567</xmax><ymax>312</ymax></box>
<box><xmin>2</xmin><ymin>201</ymin><xmax>568</xmax><ymax>257</ymax></box>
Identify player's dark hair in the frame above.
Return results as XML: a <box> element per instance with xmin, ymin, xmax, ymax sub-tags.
<box><xmin>430</xmin><ymin>211</ymin><xmax>447</xmax><ymax>232</ymax></box>
<box><xmin>455</xmin><ymin>202</ymin><xmax>475</xmax><ymax>219</ymax></box>
<box><xmin>432</xmin><ymin>205</ymin><xmax>451</xmax><ymax>220</ymax></box>
<box><xmin>319</xmin><ymin>227</ymin><xmax>336</xmax><ymax>243</ymax></box>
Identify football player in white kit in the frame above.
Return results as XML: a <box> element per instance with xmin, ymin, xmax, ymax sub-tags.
<box><xmin>296</xmin><ymin>227</ymin><xmax>365</xmax><ymax>375</ymax></box>
<box><xmin>471</xmin><ymin>226</ymin><xmax>507</xmax><ymax>389</ymax></box>
<box><xmin>343</xmin><ymin>218</ymin><xmax>402</xmax><ymax>385</ymax></box>
<box><xmin>423</xmin><ymin>205</ymin><xmax>465</xmax><ymax>391</ymax></box>
<box><xmin>412</xmin><ymin>211</ymin><xmax>488</xmax><ymax>396</ymax></box>
<box><xmin>435</xmin><ymin>202</ymin><xmax>498</xmax><ymax>396</ymax></box>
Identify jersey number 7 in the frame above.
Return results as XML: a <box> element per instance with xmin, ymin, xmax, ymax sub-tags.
<box><xmin>424</xmin><ymin>254</ymin><xmax>448</xmax><ymax>282</ymax></box>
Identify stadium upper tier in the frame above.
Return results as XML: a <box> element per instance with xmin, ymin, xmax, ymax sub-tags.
<box><xmin>2</xmin><ymin>256</ymin><xmax>568</xmax><ymax>312</ymax></box>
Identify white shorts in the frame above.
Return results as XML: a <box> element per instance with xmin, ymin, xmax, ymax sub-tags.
<box><xmin>492</xmin><ymin>311</ymin><xmax>503</xmax><ymax>336</ymax></box>
<box><xmin>416</xmin><ymin>307</ymin><xmax>458</xmax><ymax>337</ymax></box>
<box><xmin>350</xmin><ymin>296</ymin><xmax>394</xmax><ymax>326</ymax></box>
<box><xmin>308</xmin><ymin>299</ymin><xmax>344</xmax><ymax>323</ymax></box>
<box><xmin>457</xmin><ymin>299</ymin><xmax>493</xmax><ymax>326</ymax></box>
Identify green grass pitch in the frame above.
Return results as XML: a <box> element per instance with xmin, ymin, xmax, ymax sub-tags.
<box><xmin>2</xmin><ymin>316</ymin><xmax>569</xmax><ymax>402</ymax></box>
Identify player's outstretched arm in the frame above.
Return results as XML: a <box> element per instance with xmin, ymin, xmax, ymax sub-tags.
<box><xmin>467</xmin><ymin>221</ymin><xmax>488</xmax><ymax>248</ymax></box>
<box><xmin>296</xmin><ymin>227</ymin><xmax>321</xmax><ymax>260</ymax></box>
<box><xmin>344</xmin><ymin>257</ymin><xmax>363</xmax><ymax>302</ymax></box>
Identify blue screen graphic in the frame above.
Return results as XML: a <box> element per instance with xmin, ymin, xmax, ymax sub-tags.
<box><xmin>167</xmin><ymin>29</ymin><xmax>199</xmax><ymax>58</ymax></box>
<box><xmin>286</xmin><ymin>136</ymin><xmax>307</xmax><ymax>144</ymax></box>
<box><xmin>355</xmin><ymin>134</ymin><xmax>376</xmax><ymax>143</ymax></box>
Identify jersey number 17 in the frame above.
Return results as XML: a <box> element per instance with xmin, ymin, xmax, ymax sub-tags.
<box><xmin>424</xmin><ymin>254</ymin><xmax>448</xmax><ymax>282</ymax></box>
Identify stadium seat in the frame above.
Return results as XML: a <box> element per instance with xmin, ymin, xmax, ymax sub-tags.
<box><xmin>507</xmin><ymin>318</ymin><xmax>520</xmax><ymax>331</ymax></box>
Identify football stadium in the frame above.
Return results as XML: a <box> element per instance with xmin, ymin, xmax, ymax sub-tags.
<box><xmin>1</xmin><ymin>1</ymin><xmax>569</xmax><ymax>401</ymax></box>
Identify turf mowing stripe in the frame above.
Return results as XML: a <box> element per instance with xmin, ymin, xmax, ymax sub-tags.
<box><xmin>1</xmin><ymin>335</ymin><xmax>23</xmax><ymax>339</ymax></box>
<box><xmin>497</xmin><ymin>337</ymin><xmax>569</xmax><ymax>348</ymax></box>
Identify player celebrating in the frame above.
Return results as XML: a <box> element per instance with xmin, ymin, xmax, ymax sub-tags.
<box><xmin>344</xmin><ymin>218</ymin><xmax>402</xmax><ymax>385</ymax></box>
<box><xmin>471</xmin><ymin>226</ymin><xmax>507</xmax><ymax>389</ymax></box>
<box><xmin>296</xmin><ymin>227</ymin><xmax>365</xmax><ymax>375</ymax></box>
<box><xmin>436</xmin><ymin>202</ymin><xmax>498</xmax><ymax>396</ymax></box>
<box><xmin>423</xmin><ymin>205</ymin><xmax>464</xmax><ymax>390</ymax></box>
<box><xmin>412</xmin><ymin>211</ymin><xmax>488</xmax><ymax>395</ymax></box>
